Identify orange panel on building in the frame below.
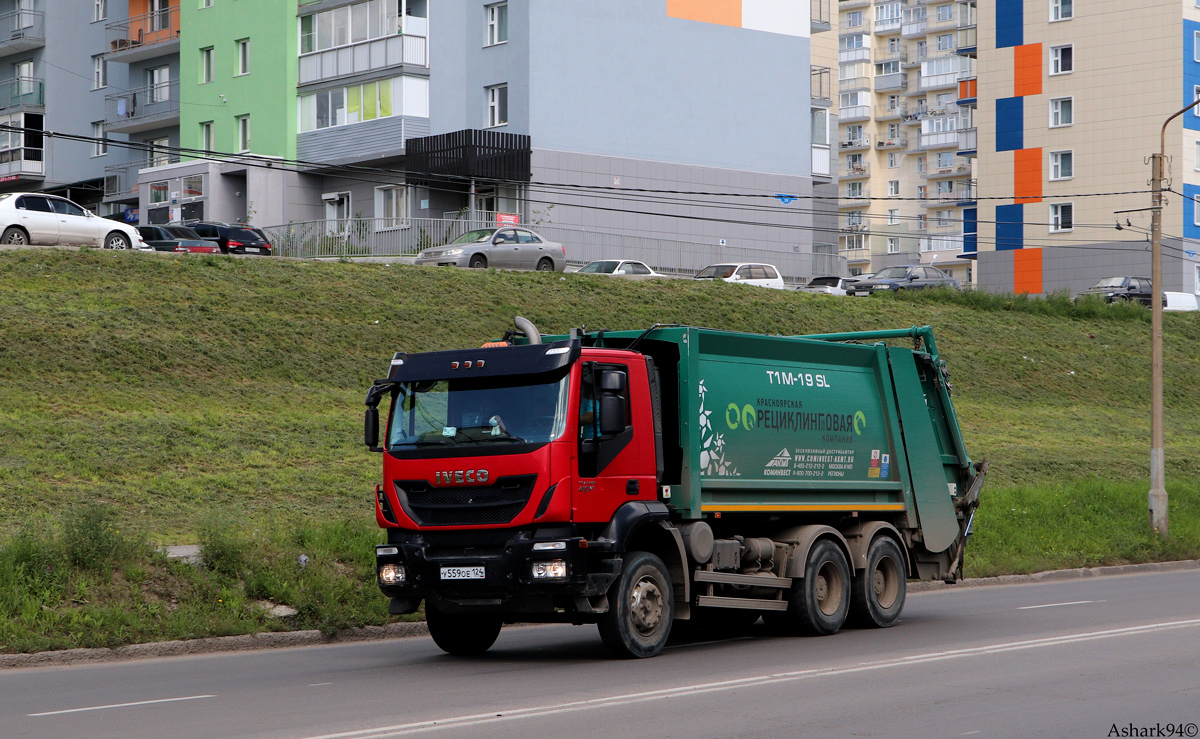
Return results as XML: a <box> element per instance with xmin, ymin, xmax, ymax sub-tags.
<box><xmin>667</xmin><ymin>0</ymin><xmax>742</xmax><ymax>27</ymax></box>
<box><xmin>1014</xmin><ymin>148</ymin><xmax>1042</xmax><ymax>204</ymax></box>
<box><xmin>1013</xmin><ymin>248</ymin><xmax>1044</xmax><ymax>295</ymax></box>
<box><xmin>958</xmin><ymin>78</ymin><xmax>977</xmax><ymax>99</ymax></box>
<box><xmin>1013</xmin><ymin>44</ymin><xmax>1042</xmax><ymax>97</ymax></box>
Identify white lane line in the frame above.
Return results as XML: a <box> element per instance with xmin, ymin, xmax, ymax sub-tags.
<box><xmin>1017</xmin><ymin>600</ymin><xmax>1102</xmax><ymax>610</ymax></box>
<box><xmin>310</xmin><ymin>683</ymin><xmax>334</xmax><ymax>687</ymax></box>
<box><xmin>28</xmin><ymin>694</ymin><xmax>216</xmax><ymax>717</ymax></box>
<box><xmin>961</xmin><ymin>732</ymin><xmax>982</xmax><ymax>736</ymax></box>
<box><xmin>292</xmin><ymin>617</ymin><xmax>1200</xmax><ymax>739</ymax></box>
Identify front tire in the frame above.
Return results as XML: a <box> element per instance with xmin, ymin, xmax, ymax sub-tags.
<box><xmin>778</xmin><ymin>539</ymin><xmax>850</xmax><ymax>636</ymax></box>
<box><xmin>598</xmin><ymin>551</ymin><xmax>674</xmax><ymax>658</ymax></box>
<box><xmin>425</xmin><ymin>604</ymin><xmax>503</xmax><ymax>656</ymax></box>
<box><xmin>2</xmin><ymin>226</ymin><xmax>29</xmax><ymax>245</ymax></box>
<box><xmin>849</xmin><ymin>536</ymin><xmax>906</xmax><ymax>628</ymax></box>
<box><xmin>469</xmin><ymin>254</ymin><xmax>487</xmax><ymax>269</ymax></box>
<box><xmin>105</xmin><ymin>232</ymin><xmax>131</xmax><ymax>250</ymax></box>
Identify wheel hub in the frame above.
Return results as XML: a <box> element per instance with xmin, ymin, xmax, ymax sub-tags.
<box><xmin>629</xmin><ymin>576</ymin><xmax>664</xmax><ymax>636</ymax></box>
<box><xmin>873</xmin><ymin>570</ymin><xmax>886</xmax><ymax>597</ymax></box>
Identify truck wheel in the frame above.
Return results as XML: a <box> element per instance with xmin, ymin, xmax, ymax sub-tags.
<box><xmin>781</xmin><ymin>539</ymin><xmax>850</xmax><ymax>636</ymax></box>
<box><xmin>425</xmin><ymin>604</ymin><xmax>503</xmax><ymax>656</ymax></box>
<box><xmin>849</xmin><ymin>536</ymin><xmax>906</xmax><ymax>628</ymax></box>
<box><xmin>598</xmin><ymin>551</ymin><xmax>674</xmax><ymax>658</ymax></box>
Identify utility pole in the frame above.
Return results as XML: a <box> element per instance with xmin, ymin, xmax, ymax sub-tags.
<box><xmin>1148</xmin><ymin>152</ymin><xmax>1166</xmax><ymax>537</ymax></box>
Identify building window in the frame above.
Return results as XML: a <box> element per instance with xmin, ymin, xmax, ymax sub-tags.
<box><xmin>200</xmin><ymin>47</ymin><xmax>214</xmax><ymax>84</ymax></box>
<box><xmin>1196</xmin><ymin>31</ymin><xmax>1200</xmax><ymax>62</ymax></box>
<box><xmin>846</xmin><ymin>181</ymin><xmax>864</xmax><ymax>198</ymax></box>
<box><xmin>148</xmin><ymin>66</ymin><xmax>170</xmax><ymax>103</ymax></box>
<box><xmin>1051</xmin><ymin>0</ymin><xmax>1072</xmax><ymax>20</ymax></box>
<box><xmin>148</xmin><ymin>137</ymin><xmax>170</xmax><ymax>167</ymax></box>
<box><xmin>487</xmin><ymin>84</ymin><xmax>508</xmax><ymax>127</ymax></box>
<box><xmin>150</xmin><ymin>181</ymin><xmax>169</xmax><ymax>204</ymax></box>
<box><xmin>935</xmin><ymin>209</ymin><xmax>953</xmax><ymax>226</ymax></box>
<box><xmin>183</xmin><ymin>175</ymin><xmax>204</xmax><ymax>198</ymax></box>
<box><xmin>94</xmin><ymin>0</ymin><xmax>107</xmax><ymax>22</ymax></box>
<box><xmin>486</xmin><ymin>3</ymin><xmax>508</xmax><ymax>46</ymax></box>
<box><xmin>846</xmin><ymin>210</ymin><xmax>864</xmax><ymax>226</ymax></box>
<box><xmin>887</xmin><ymin>209</ymin><xmax>899</xmax><ymax>225</ymax></box>
<box><xmin>1050</xmin><ymin>44</ymin><xmax>1073</xmax><ymax>74</ymax></box>
<box><xmin>200</xmin><ymin>0</ymin><xmax>213</xmax><ymax>8</ymax></box>
<box><xmin>236</xmin><ymin>39</ymin><xmax>250</xmax><ymax>75</ymax></box>
<box><xmin>200</xmin><ymin>121</ymin><xmax>214</xmax><ymax>153</ymax></box>
<box><xmin>887</xmin><ymin>236</ymin><xmax>900</xmax><ymax>253</ymax></box>
<box><xmin>1050</xmin><ymin>202</ymin><xmax>1073</xmax><ymax>232</ymax></box>
<box><xmin>298</xmin><ymin>75</ymin><xmax>428</xmax><ymax>132</ymax></box>
<box><xmin>1050</xmin><ymin>150</ymin><xmax>1073</xmax><ymax>180</ymax></box>
<box><xmin>936</xmin><ymin>151</ymin><xmax>953</xmax><ymax>168</ymax></box>
<box><xmin>845</xmin><ymin>11</ymin><xmax>863</xmax><ymax>27</ymax></box>
<box><xmin>888</xmin><ymin>180</ymin><xmax>900</xmax><ymax>196</ymax></box>
<box><xmin>92</xmin><ymin>55</ymin><xmax>107</xmax><ymax>89</ymax></box>
<box><xmin>1050</xmin><ymin>97</ymin><xmax>1073</xmax><ymax>127</ymax></box>
<box><xmin>237</xmin><ymin>115</ymin><xmax>250</xmax><ymax>152</ymax></box>
<box><xmin>376</xmin><ymin>185</ymin><xmax>408</xmax><ymax>227</ymax></box>
<box><xmin>811</xmin><ymin>108</ymin><xmax>828</xmax><ymax>146</ymax></box>
<box><xmin>300</xmin><ymin>2</ymin><xmax>404</xmax><ymax>56</ymax></box>
<box><xmin>92</xmin><ymin>122</ymin><xmax>107</xmax><ymax>157</ymax></box>
<box><xmin>936</xmin><ymin>33</ymin><xmax>953</xmax><ymax>51</ymax></box>
<box><xmin>1195</xmin><ymin>265</ymin><xmax>1200</xmax><ymax>296</ymax></box>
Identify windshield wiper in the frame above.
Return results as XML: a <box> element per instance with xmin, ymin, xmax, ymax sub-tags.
<box><xmin>394</xmin><ymin>438</ymin><xmax>456</xmax><ymax>447</ymax></box>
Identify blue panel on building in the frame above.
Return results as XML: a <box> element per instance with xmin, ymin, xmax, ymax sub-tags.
<box><xmin>996</xmin><ymin>0</ymin><xmax>1023</xmax><ymax>48</ymax></box>
<box><xmin>963</xmin><ymin>207</ymin><xmax>978</xmax><ymax>254</ymax></box>
<box><xmin>1184</xmin><ymin>184</ymin><xmax>1200</xmax><ymax>241</ymax></box>
<box><xmin>996</xmin><ymin>204</ymin><xmax>1024</xmax><ymax>250</ymax></box>
<box><xmin>1184</xmin><ymin>22</ymin><xmax>1200</xmax><ymax>132</ymax></box>
<box><xmin>995</xmin><ymin>97</ymin><xmax>1023</xmax><ymax>151</ymax></box>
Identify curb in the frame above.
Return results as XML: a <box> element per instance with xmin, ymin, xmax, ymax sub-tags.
<box><xmin>908</xmin><ymin>558</ymin><xmax>1200</xmax><ymax>592</ymax></box>
<box><xmin>4</xmin><ymin>560</ymin><xmax>1198</xmax><ymax>670</ymax></box>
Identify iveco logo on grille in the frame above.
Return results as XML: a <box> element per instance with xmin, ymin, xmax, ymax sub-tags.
<box><xmin>434</xmin><ymin>470</ymin><xmax>490</xmax><ymax>485</ymax></box>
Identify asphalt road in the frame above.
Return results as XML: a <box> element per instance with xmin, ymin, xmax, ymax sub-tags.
<box><xmin>4</xmin><ymin>570</ymin><xmax>1199</xmax><ymax>739</ymax></box>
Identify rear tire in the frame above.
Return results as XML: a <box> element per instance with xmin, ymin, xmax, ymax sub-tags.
<box><xmin>2</xmin><ymin>226</ymin><xmax>29</xmax><ymax>245</ymax></box>
<box><xmin>536</xmin><ymin>258</ymin><xmax>554</xmax><ymax>272</ymax></box>
<box><xmin>425</xmin><ymin>604</ymin><xmax>503</xmax><ymax>656</ymax></box>
<box><xmin>105</xmin><ymin>232</ymin><xmax>131</xmax><ymax>250</ymax></box>
<box><xmin>849</xmin><ymin>536</ymin><xmax>906</xmax><ymax>628</ymax></box>
<box><xmin>598</xmin><ymin>551</ymin><xmax>674</xmax><ymax>658</ymax></box>
<box><xmin>469</xmin><ymin>254</ymin><xmax>487</xmax><ymax>269</ymax></box>
<box><xmin>778</xmin><ymin>539</ymin><xmax>850</xmax><ymax>636</ymax></box>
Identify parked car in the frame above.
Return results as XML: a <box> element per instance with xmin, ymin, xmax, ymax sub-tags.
<box><xmin>847</xmin><ymin>265</ymin><xmax>959</xmax><ymax>295</ymax></box>
<box><xmin>576</xmin><ymin>260</ymin><xmax>665</xmax><ymax>279</ymax></box>
<box><xmin>184</xmin><ymin>221</ymin><xmax>274</xmax><ymax>255</ymax></box>
<box><xmin>414</xmin><ymin>227</ymin><xmax>565</xmax><ymax>271</ymax></box>
<box><xmin>1076</xmin><ymin>276</ymin><xmax>1154</xmax><ymax>305</ymax></box>
<box><xmin>801</xmin><ymin>276</ymin><xmax>853</xmax><ymax>296</ymax></box>
<box><xmin>137</xmin><ymin>225</ymin><xmax>220</xmax><ymax>254</ymax></box>
<box><xmin>693</xmin><ymin>263</ymin><xmax>786</xmax><ymax>289</ymax></box>
<box><xmin>1165</xmin><ymin>292</ymin><xmax>1200</xmax><ymax>312</ymax></box>
<box><xmin>0</xmin><ymin>192</ymin><xmax>148</xmax><ymax>250</ymax></box>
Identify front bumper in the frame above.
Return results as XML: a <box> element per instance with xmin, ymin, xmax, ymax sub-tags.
<box><xmin>414</xmin><ymin>255</ymin><xmax>470</xmax><ymax>267</ymax></box>
<box><xmin>375</xmin><ymin>528</ymin><xmax>620</xmax><ymax>614</ymax></box>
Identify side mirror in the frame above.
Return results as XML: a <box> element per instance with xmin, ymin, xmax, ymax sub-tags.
<box><xmin>364</xmin><ymin>407</ymin><xmax>381</xmax><ymax>451</ymax></box>
<box><xmin>599</xmin><ymin>395</ymin><xmax>627</xmax><ymax>436</ymax></box>
<box><xmin>908</xmin><ymin>274</ymin><xmax>918</xmax><ymax>281</ymax></box>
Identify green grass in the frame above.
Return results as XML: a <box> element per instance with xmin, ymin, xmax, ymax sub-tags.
<box><xmin>1</xmin><ymin>249</ymin><xmax>1198</xmax><ymax>652</ymax></box>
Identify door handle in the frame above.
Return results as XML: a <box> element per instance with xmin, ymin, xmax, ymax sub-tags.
<box><xmin>626</xmin><ymin>479</ymin><xmax>639</xmax><ymax>496</ymax></box>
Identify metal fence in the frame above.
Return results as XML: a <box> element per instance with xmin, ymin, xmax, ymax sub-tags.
<box><xmin>260</xmin><ymin>217</ymin><xmax>849</xmax><ymax>281</ymax></box>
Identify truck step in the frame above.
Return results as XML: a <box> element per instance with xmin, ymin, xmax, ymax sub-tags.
<box><xmin>695</xmin><ymin>595</ymin><xmax>789</xmax><ymax>611</ymax></box>
<box><xmin>693</xmin><ymin>570</ymin><xmax>793</xmax><ymax>588</ymax></box>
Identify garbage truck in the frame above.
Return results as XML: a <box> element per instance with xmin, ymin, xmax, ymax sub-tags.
<box><xmin>364</xmin><ymin>319</ymin><xmax>986</xmax><ymax>658</ymax></box>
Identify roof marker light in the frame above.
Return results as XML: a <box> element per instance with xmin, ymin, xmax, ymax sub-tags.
<box><xmin>545</xmin><ymin>346</ymin><xmax>570</xmax><ymax>355</ymax></box>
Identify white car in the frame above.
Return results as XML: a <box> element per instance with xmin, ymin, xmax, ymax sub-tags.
<box><xmin>0</xmin><ymin>192</ymin><xmax>148</xmax><ymax>250</ymax></box>
<box><xmin>801</xmin><ymin>276</ymin><xmax>853</xmax><ymax>296</ymax></box>
<box><xmin>694</xmin><ymin>263</ymin><xmax>786</xmax><ymax>289</ymax></box>
<box><xmin>576</xmin><ymin>259</ymin><xmax>666</xmax><ymax>279</ymax></box>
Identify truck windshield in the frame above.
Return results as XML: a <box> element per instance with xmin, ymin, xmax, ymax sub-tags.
<box><xmin>387</xmin><ymin>373</ymin><xmax>571</xmax><ymax>450</ymax></box>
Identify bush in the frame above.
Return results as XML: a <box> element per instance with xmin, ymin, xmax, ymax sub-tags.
<box><xmin>63</xmin><ymin>503</ymin><xmax>142</xmax><ymax>572</ymax></box>
<box><xmin>198</xmin><ymin>517</ymin><xmax>248</xmax><ymax>577</ymax></box>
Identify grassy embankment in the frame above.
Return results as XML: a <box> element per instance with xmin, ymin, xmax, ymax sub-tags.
<box><xmin>1</xmin><ymin>249</ymin><xmax>1198</xmax><ymax>653</ymax></box>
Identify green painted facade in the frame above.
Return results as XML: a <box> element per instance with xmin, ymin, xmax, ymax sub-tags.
<box><xmin>180</xmin><ymin>0</ymin><xmax>298</xmax><ymax>161</ymax></box>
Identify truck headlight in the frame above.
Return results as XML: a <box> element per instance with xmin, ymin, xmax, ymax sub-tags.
<box><xmin>532</xmin><ymin>541</ymin><xmax>566</xmax><ymax>551</ymax></box>
<box><xmin>379</xmin><ymin>564</ymin><xmax>407</xmax><ymax>584</ymax></box>
<box><xmin>530</xmin><ymin>560</ymin><xmax>568</xmax><ymax>580</ymax></box>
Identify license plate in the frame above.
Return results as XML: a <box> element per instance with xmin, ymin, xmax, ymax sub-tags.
<box><xmin>440</xmin><ymin>566</ymin><xmax>485</xmax><ymax>580</ymax></box>
<box><xmin>244</xmin><ymin>247</ymin><xmax>261</xmax><ymax>253</ymax></box>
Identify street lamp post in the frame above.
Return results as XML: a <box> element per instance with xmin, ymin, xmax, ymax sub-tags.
<box><xmin>1147</xmin><ymin>100</ymin><xmax>1200</xmax><ymax>537</ymax></box>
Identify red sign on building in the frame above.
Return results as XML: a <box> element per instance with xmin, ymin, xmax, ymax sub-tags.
<box><xmin>495</xmin><ymin>213</ymin><xmax>520</xmax><ymax>225</ymax></box>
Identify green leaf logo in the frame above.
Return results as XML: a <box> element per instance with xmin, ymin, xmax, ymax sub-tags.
<box><xmin>853</xmin><ymin>411</ymin><xmax>866</xmax><ymax>435</ymax></box>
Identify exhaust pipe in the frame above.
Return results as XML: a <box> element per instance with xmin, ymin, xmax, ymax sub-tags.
<box><xmin>514</xmin><ymin>316</ymin><xmax>542</xmax><ymax>345</ymax></box>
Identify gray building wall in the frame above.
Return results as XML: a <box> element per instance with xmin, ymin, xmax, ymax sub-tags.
<box><xmin>977</xmin><ymin>241</ymin><xmax>1198</xmax><ymax>296</ymax></box>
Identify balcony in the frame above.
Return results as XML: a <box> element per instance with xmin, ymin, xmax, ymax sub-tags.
<box><xmin>839</xmin><ymin>0</ymin><xmax>873</xmax><ymax>8</ymax></box>
<box><xmin>839</xmin><ymin>247</ymin><xmax>872</xmax><ymax>263</ymax></box>
<box><xmin>876</xmin><ymin>134</ymin><xmax>908</xmax><ymax>149</ymax></box>
<box><xmin>919</xmin><ymin>184</ymin><xmax>975</xmax><ymax>207</ymax></box>
<box><xmin>103</xmin><ymin>156</ymin><xmax>180</xmax><ymax>201</ymax></box>
<box><xmin>838</xmin><ymin>76</ymin><xmax>871</xmax><ymax>92</ymax></box>
<box><xmin>841</xmin><ymin>188</ymin><xmax>871</xmax><ymax>207</ymax></box>
<box><xmin>839</xmin><ymin>46</ymin><xmax>870</xmax><ymax>63</ymax></box>
<box><xmin>876</xmin><ymin>103</ymin><xmax>905</xmax><ymax>120</ymax></box>
<box><xmin>298</xmin><ymin>33</ymin><xmax>429</xmax><ymax>86</ymax></box>
<box><xmin>957</xmin><ymin>127</ymin><xmax>978</xmax><ymax>155</ymax></box>
<box><xmin>0</xmin><ymin>146</ymin><xmax>44</xmax><ymax>180</ymax></box>
<box><xmin>105</xmin><ymin>80</ymin><xmax>180</xmax><ymax>134</ymax></box>
<box><xmin>875</xmin><ymin>46</ymin><xmax>908</xmax><ymax>64</ymax></box>
<box><xmin>840</xmin><ymin>218</ymin><xmax>869</xmax><ymax>232</ymax></box>
<box><xmin>901</xmin><ymin>9</ymin><xmax>927</xmax><ymax>37</ymax></box>
<box><xmin>812</xmin><ymin>145</ymin><xmax>831</xmax><ymax>177</ymax></box>
<box><xmin>840</xmin><ymin>15</ymin><xmax>870</xmax><ymax>33</ymax></box>
<box><xmin>0</xmin><ymin>10</ymin><xmax>44</xmax><ymax>60</ymax></box>
<box><xmin>916</xmin><ymin>130</ymin><xmax>960</xmax><ymax>150</ymax></box>
<box><xmin>921</xmin><ymin>162</ymin><xmax>972</xmax><ymax>179</ymax></box>
<box><xmin>874</xmin><ymin>72</ymin><xmax>907</xmax><ymax>92</ymax></box>
<box><xmin>840</xmin><ymin>105</ymin><xmax>870</xmax><ymax>122</ymax></box>
<box><xmin>927</xmin><ymin>14</ymin><xmax>958</xmax><ymax>32</ymax></box>
<box><xmin>840</xmin><ymin>133</ymin><xmax>872</xmax><ymax>151</ymax></box>
<box><xmin>842</xmin><ymin>162</ymin><xmax>871</xmax><ymax>179</ymax></box>
<box><xmin>956</xmin><ymin>26</ymin><xmax>977</xmax><ymax>54</ymax></box>
<box><xmin>811</xmin><ymin>66</ymin><xmax>832</xmax><ymax>106</ymax></box>
<box><xmin>105</xmin><ymin>5</ymin><xmax>180</xmax><ymax>63</ymax></box>
<box><xmin>920</xmin><ymin>72</ymin><xmax>961</xmax><ymax>91</ymax></box>
<box><xmin>0</xmin><ymin>77</ymin><xmax>43</xmax><ymax>112</ymax></box>
<box><xmin>812</xmin><ymin>0</ymin><xmax>832</xmax><ymax>31</ymax></box>
<box><xmin>874</xmin><ymin>15</ymin><xmax>901</xmax><ymax>34</ymax></box>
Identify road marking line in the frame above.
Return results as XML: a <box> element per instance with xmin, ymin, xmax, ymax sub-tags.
<box><xmin>310</xmin><ymin>683</ymin><xmax>334</xmax><ymax>687</ymax></box>
<box><xmin>294</xmin><ymin>618</ymin><xmax>1200</xmax><ymax>739</ymax></box>
<box><xmin>961</xmin><ymin>732</ymin><xmax>982</xmax><ymax>736</ymax></box>
<box><xmin>28</xmin><ymin>694</ymin><xmax>216</xmax><ymax>717</ymax></box>
<box><xmin>1017</xmin><ymin>600</ymin><xmax>1102</xmax><ymax>610</ymax></box>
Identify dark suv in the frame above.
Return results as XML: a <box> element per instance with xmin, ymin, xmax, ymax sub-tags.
<box><xmin>186</xmin><ymin>221</ymin><xmax>273</xmax><ymax>256</ymax></box>
<box><xmin>1077</xmin><ymin>277</ymin><xmax>1153</xmax><ymax>305</ymax></box>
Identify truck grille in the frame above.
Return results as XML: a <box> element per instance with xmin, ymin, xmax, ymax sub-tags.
<box><xmin>394</xmin><ymin>475</ymin><xmax>538</xmax><ymax>526</ymax></box>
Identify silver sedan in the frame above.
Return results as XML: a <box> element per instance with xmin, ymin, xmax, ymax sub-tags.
<box><xmin>414</xmin><ymin>227</ymin><xmax>565</xmax><ymax>271</ymax></box>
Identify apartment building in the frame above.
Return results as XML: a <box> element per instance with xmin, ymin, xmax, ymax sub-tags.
<box><xmin>972</xmin><ymin>0</ymin><xmax>1200</xmax><ymax>295</ymax></box>
<box><xmin>834</xmin><ymin>0</ymin><xmax>977</xmax><ymax>282</ymax></box>
<box><xmin>0</xmin><ymin>0</ymin><xmax>140</xmax><ymax>212</ymax></box>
